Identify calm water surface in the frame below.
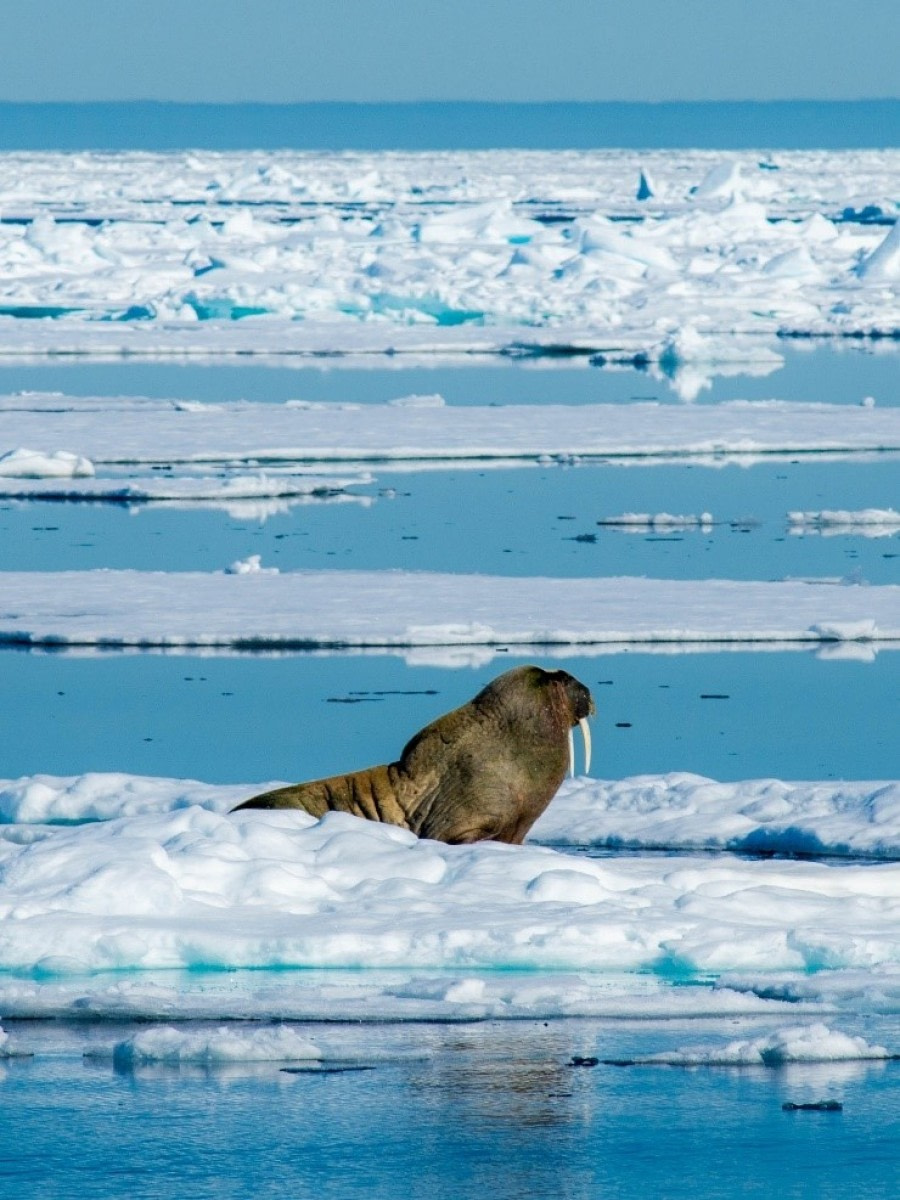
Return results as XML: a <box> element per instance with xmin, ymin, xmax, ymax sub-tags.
<box><xmin>1</xmin><ymin>647</ymin><xmax>895</xmax><ymax>783</ymax></box>
<box><xmin>2</xmin><ymin>1018</ymin><xmax>899</xmax><ymax>1200</ymax></box>
<box><xmin>0</xmin><ymin>343</ymin><xmax>896</xmax><ymax>406</ymax></box>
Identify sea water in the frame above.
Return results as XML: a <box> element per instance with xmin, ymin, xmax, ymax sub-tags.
<box><xmin>2</xmin><ymin>1018</ymin><xmax>900</xmax><ymax>1200</ymax></box>
<box><xmin>1</xmin><ymin>106</ymin><xmax>898</xmax><ymax>1195</ymax></box>
<box><xmin>0</xmin><ymin>645</ymin><xmax>896</xmax><ymax>784</ymax></box>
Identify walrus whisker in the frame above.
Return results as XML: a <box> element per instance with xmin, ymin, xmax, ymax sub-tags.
<box><xmin>567</xmin><ymin>727</ymin><xmax>575</xmax><ymax>779</ymax></box>
<box><xmin>579</xmin><ymin>716</ymin><xmax>592</xmax><ymax>775</ymax></box>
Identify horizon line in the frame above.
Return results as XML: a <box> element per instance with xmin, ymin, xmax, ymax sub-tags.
<box><xmin>1</xmin><ymin>97</ymin><xmax>898</xmax><ymax>107</ymax></box>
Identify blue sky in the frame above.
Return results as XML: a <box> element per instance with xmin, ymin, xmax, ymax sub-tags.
<box><xmin>4</xmin><ymin>0</ymin><xmax>898</xmax><ymax>102</ymax></box>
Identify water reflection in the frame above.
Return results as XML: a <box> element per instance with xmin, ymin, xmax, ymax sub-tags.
<box><xmin>0</xmin><ymin>342</ymin><xmax>896</xmax><ymax>406</ymax></box>
<box><xmin>4</xmin><ymin>1017</ymin><xmax>900</xmax><ymax>1200</ymax></box>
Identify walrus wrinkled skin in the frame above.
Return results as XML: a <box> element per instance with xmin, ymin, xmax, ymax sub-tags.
<box><xmin>232</xmin><ymin>665</ymin><xmax>595</xmax><ymax>845</ymax></box>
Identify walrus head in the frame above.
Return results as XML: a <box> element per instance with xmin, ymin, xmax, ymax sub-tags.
<box><xmin>233</xmin><ymin>664</ymin><xmax>595</xmax><ymax>846</ymax></box>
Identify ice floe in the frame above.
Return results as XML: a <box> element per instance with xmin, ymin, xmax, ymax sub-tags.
<box><xmin>4</xmin><ymin>771</ymin><xmax>899</xmax><ymax>859</ymax></box>
<box><xmin>0</xmin><ymin>1022</ymin><xmax>32</xmax><ymax>1057</ymax></box>
<box><xmin>0</xmin><ymin>971</ymin><xmax>799</xmax><ymax>1024</ymax></box>
<box><xmin>1</xmin><ymin>396</ymin><xmax>897</xmax><ymax>469</ymax></box>
<box><xmin>98</xmin><ymin>1024</ymin><xmax>323</xmax><ymax>1067</ymax></box>
<box><xmin>532</xmin><ymin>774</ymin><xmax>900</xmax><ymax>859</ymax></box>
<box><xmin>0</xmin><ymin>149</ymin><xmax>897</xmax><ymax>355</ymax></box>
<box><xmin>4</xmin><ymin>768</ymin><xmax>900</xmax><ymax>1020</ymax></box>
<box><xmin>0</xmin><ymin>471</ymin><xmax>372</xmax><ymax>505</ymax></box>
<box><xmin>0</xmin><ymin>569</ymin><xmax>896</xmax><ymax>650</ymax></box>
<box><xmin>596</xmin><ymin>512</ymin><xmax>715</xmax><ymax>531</ymax></box>
<box><xmin>788</xmin><ymin>509</ymin><xmax>900</xmax><ymax>538</ymax></box>
<box><xmin>608</xmin><ymin>1023</ymin><xmax>894</xmax><ymax>1067</ymax></box>
<box><xmin>1</xmin><ymin>799</ymin><xmax>900</xmax><ymax>982</ymax></box>
<box><xmin>0</xmin><ymin>447</ymin><xmax>94</xmax><ymax>478</ymax></box>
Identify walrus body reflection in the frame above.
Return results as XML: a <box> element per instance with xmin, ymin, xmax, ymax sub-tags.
<box><xmin>232</xmin><ymin>666</ymin><xmax>594</xmax><ymax>845</ymax></box>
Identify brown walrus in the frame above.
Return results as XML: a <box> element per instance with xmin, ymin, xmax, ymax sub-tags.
<box><xmin>232</xmin><ymin>665</ymin><xmax>594</xmax><ymax>845</ymax></box>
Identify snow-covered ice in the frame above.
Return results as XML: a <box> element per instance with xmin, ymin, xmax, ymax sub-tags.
<box><xmin>0</xmin><ymin>569</ymin><xmax>896</xmax><ymax>649</ymax></box>
<box><xmin>0</xmin><ymin>149</ymin><xmax>897</xmax><ymax>356</ymax></box>
<box><xmin>532</xmin><ymin>774</ymin><xmax>900</xmax><ymax>859</ymax></box>
<box><xmin>788</xmin><ymin>509</ymin><xmax>900</xmax><ymax>537</ymax></box>
<box><xmin>1</xmin><ymin>395</ymin><xmax>897</xmax><ymax>469</ymax></box>
<box><xmin>96</xmin><ymin>1024</ymin><xmax>323</xmax><ymax>1067</ymax></box>
<box><xmin>2</xmin><ymin>788</ymin><xmax>900</xmax><ymax>992</ymax></box>
<box><xmin>611</xmin><ymin>1023</ymin><xmax>894</xmax><ymax>1067</ymax></box>
<box><xmin>0</xmin><ymin>471</ymin><xmax>371</xmax><ymax>507</ymax></box>
<box><xmin>5</xmin><ymin>771</ymin><xmax>900</xmax><ymax>858</ymax></box>
<box><xmin>3</xmin><ymin>767</ymin><xmax>900</xmax><ymax>1020</ymax></box>
<box><xmin>0</xmin><ymin>447</ymin><xmax>94</xmax><ymax>478</ymax></box>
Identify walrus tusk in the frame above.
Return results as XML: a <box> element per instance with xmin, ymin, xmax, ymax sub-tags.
<box><xmin>569</xmin><ymin>717</ymin><xmax>591</xmax><ymax>777</ymax></box>
<box><xmin>579</xmin><ymin>716</ymin><xmax>592</xmax><ymax>775</ymax></box>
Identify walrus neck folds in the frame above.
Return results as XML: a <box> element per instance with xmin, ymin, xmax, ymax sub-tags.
<box><xmin>232</xmin><ymin>665</ymin><xmax>595</xmax><ymax>846</ymax></box>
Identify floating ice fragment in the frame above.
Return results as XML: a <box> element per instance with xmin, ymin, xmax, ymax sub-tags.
<box><xmin>0</xmin><ymin>1024</ymin><xmax>32</xmax><ymax>1058</ymax></box>
<box><xmin>615</xmin><ymin>1023</ymin><xmax>893</xmax><ymax>1067</ymax></box>
<box><xmin>856</xmin><ymin>220</ymin><xmax>900</xmax><ymax>281</ymax></box>
<box><xmin>808</xmin><ymin>619</ymin><xmax>877</xmax><ymax>641</ymax></box>
<box><xmin>789</xmin><ymin>509</ymin><xmax>900</xmax><ymax>537</ymax></box>
<box><xmin>106</xmin><ymin>1024</ymin><xmax>322</xmax><ymax>1067</ymax></box>
<box><xmin>224</xmin><ymin>555</ymin><xmax>279</xmax><ymax>575</ymax></box>
<box><xmin>596</xmin><ymin>512</ymin><xmax>714</xmax><ymax>531</ymax></box>
<box><xmin>761</xmin><ymin>248</ymin><xmax>821</xmax><ymax>280</ymax></box>
<box><xmin>0</xmin><ymin>448</ymin><xmax>94</xmax><ymax>478</ymax></box>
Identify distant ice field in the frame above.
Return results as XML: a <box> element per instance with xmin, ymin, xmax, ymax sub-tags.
<box><xmin>0</xmin><ymin>148</ymin><xmax>897</xmax><ymax>355</ymax></box>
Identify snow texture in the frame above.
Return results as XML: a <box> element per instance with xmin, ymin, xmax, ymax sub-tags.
<box><xmin>617</xmin><ymin>1023</ymin><xmax>893</xmax><ymax>1067</ymax></box>
<box><xmin>0</xmin><ymin>149</ymin><xmax>897</xmax><ymax>354</ymax></box>
<box><xmin>1</xmin><ymin>775</ymin><xmax>900</xmax><ymax>1001</ymax></box>
<box><xmin>100</xmin><ymin>1025</ymin><xmax>322</xmax><ymax>1067</ymax></box>
<box><xmin>0</xmin><ymin>448</ymin><xmax>94</xmax><ymax>478</ymax></box>
<box><xmin>1</xmin><ymin>396</ymin><xmax>897</xmax><ymax>469</ymax></box>
<box><xmin>532</xmin><ymin>774</ymin><xmax>900</xmax><ymax>859</ymax></box>
<box><xmin>0</xmin><ymin>568</ymin><xmax>896</xmax><ymax>650</ymax></box>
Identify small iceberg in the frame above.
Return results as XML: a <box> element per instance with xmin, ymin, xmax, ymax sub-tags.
<box><xmin>103</xmin><ymin>1025</ymin><xmax>322</xmax><ymax>1068</ymax></box>
<box><xmin>607</xmin><ymin>1023</ymin><xmax>894</xmax><ymax>1067</ymax></box>
<box><xmin>856</xmin><ymin>220</ymin><xmax>900</xmax><ymax>281</ymax></box>
<box><xmin>636</xmin><ymin>169</ymin><xmax>655</xmax><ymax>201</ymax></box>
<box><xmin>0</xmin><ymin>448</ymin><xmax>95</xmax><ymax>478</ymax></box>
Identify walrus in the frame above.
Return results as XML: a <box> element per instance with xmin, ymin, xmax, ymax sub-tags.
<box><xmin>232</xmin><ymin>665</ymin><xmax>594</xmax><ymax>845</ymax></box>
